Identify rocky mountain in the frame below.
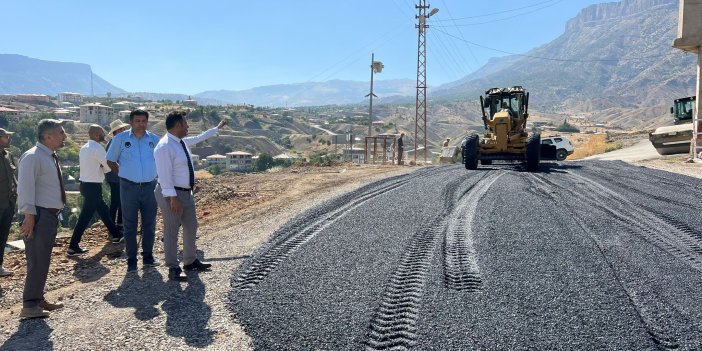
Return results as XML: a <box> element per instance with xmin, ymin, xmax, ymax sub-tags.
<box><xmin>0</xmin><ymin>54</ymin><xmax>125</xmax><ymax>96</ymax></box>
<box><xmin>196</xmin><ymin>79</ymin><xmax>416</xmax><ymax>107</ymax></box>
<box><xmin>433</xmin><ymin>0</ymin><xmax>698</xmax><ymax>129</ymax></box>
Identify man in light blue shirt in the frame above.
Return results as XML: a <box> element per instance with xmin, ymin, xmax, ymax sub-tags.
<box><xmin>106</xmin><ymin>109</ymin><xmax>161</xmax><ymax>273</ymax></box>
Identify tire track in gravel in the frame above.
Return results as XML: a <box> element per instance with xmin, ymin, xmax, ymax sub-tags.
<box><xmin>364</xmin><ymin>171</ymin><xmax>488</xmax><ymax>350</ymax></box>
<box><xmin>533</xmin><ymin>172</ymin><xmax>702</xmax><ymax>350</ymax></box>
<box><xmin>443</xmin><ymin>171</ymin><xmax>506</xmax><ymax>291</ymax></box>
<box><xmin>579</xmin><ymin>166</ymin><xmax>700</xmax><ymax>210</ymax></box>
<box><xmin>592</xmin><ymin>161</ymin><xmax>702</xmax><ymax>198</ymax></box>
<box><xmin>232</xmin><ymin>168</ymin><xmax>440</xmax><ymax>290</ymax></box>
<box><xmin>564</xmin><ymin>171</ymin><xmax>702</xmax><ymax>272</ymax></box>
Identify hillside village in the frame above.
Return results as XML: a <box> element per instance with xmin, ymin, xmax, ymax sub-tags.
<box><xmin>0</xmin><ymin>90</ymin><xmax>641</xmax><ymax>173</ymax></box>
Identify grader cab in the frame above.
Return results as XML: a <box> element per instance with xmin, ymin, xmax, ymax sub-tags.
<box><xmin>461</xmin><ymin>86</ymin><xmax>540</xmax><ymax>171</ymax></box>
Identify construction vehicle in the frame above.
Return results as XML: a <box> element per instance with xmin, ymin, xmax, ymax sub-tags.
<box><xmin>461</xmin><ymin>86</ymin><xmax>540</xmax><ymax>171</ymax></box>
<box><xmin>649</xmin><ymin>96</ymin><xmax>696</xmax><ymax>155</ymax></box>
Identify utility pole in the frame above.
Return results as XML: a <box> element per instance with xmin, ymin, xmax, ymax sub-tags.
<box><xmin>366</xmin><ymin>53</ymin><xmax>383</xmax><ymax>137</ymax></box>
<box><xmin>414</xmin><ymin>1</ymin><xmax>438</xmax><ymax>164</ymax></box>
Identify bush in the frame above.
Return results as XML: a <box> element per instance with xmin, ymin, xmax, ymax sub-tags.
<box><xmin>207</xmin><ymin>165</ymin><xmax>224</xmax><ymax>175</ymax></box>
<box><xmin>556</xmin><ymin>122</ymin><xmax>580</xmax><ymax>133</ymax></box>
<box><xmin>309</xmin><ymin>151</ymin><xmax>331</xmax><ymax>166</ymax></box>
<box><xmin>605</xmin><ymin>144</ymin><xmax>623</xmax><ymax>153</ymax></box>
<box><xmin>555</xmin><ymin>118</ymin><xmax>580</xmax><ymax>133</ymax></box>
<box><xmin>253</xmin><ymin>153</ymin><xmax>275</xmax><ymax>172</ymax></box>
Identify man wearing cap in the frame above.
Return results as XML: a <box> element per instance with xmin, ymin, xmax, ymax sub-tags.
<box><xmin>67</xmin><ymin>125</ymin><xmax>123</xmax><ymax>257</ymax></box>
<box><xmin>106</xmin><ymin>109</ymin><xmax>161</xmax><ymax>273</ymax></box>
<box><xmin>0</xmin><ymin>128</ymin><xmax>17</xmax><ymax>276</ymax></box>
<box><xmin>17</xmin><ymin>119</ymin><xmax>67</xmax><ymax>319</ymax></box>
<box><xmin>105</xmin><ymin>119</ymin><xmax>130</xmax><ymax>230</ymax></box>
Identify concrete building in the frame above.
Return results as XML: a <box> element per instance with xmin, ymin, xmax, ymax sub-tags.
<box><xmin>112</xmin><ymin>101</ymin><xmax>132</xmax><ymax>111</ymax></box>
<box><xmin>15</xmin><ymin>94</ymin><xmax>50</xmax><ymax>104</ymax></box>
<box><xmin>58</xmin><ymin>92</ymin><xmax>82</xmax><ymax>105</ymax></box>
<box><xmin>79</xmin><ymin>103</ymin><xmax>114</xmax><ymax>125</ymax></box>
<box><xmin>53</xmin><ymin>108</ymin><xmax>77</xmax><ymax>119</ymax></box>
<box><xmin>0</xmin><ymin>107</ymin><xmax>20</xmax><ymax>117</ymax></box>
<box><xmin>117</xmin><ymin>110</ymin><xmax>131</xmax><ymax>119</ymax></box>
<box><xmin>205</xmin><ymin>154</ymin><xmax>226</xmax><ymax>166</ymax></box>
<box><xmin>342</xmin><ymin>147</ymin><xmax>366</xmax><ymax>164</ymax></box>
<box><xmin>225</xmin><ymin>151</ymin><xmax>253</xmax><ymax>171</ymax></box>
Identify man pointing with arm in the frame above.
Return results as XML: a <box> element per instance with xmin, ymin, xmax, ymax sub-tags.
<box><xmin>155</xmin><ymin>111</ymin><xmax>226</xmax><ymax>281</ymax></box>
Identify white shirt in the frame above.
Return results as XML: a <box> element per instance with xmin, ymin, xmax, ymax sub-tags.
<box><xmin>154</xmin><ymin>127</ymin><xmax>219</xmax><ymax>197</ymax></box>
<box><xmin>79</xmin><ymin>140</ymin><xmax>110</xmax><ymax>183</ymax></box>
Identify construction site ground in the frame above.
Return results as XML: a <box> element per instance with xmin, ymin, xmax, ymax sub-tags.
<box><xmin>1</xmin><ymin>145</ymin><xmax>701</xmax><ymax>349</ymax></box>
<box><xmin>0</xmin><ymin>164</ymin><xmax>412</xmax><ymax>349</ymax></box>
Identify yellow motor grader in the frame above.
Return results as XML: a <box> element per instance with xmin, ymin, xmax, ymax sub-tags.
<box><xmin>461</xmin><ymin>86</ymin><xmax>540</xmax><ymax>171</ymax></box>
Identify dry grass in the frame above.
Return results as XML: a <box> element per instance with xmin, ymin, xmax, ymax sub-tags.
<box><xmin>567</xmin><ymin>134</ymin><xmax>621</xmax><ymax>159</ymax></box>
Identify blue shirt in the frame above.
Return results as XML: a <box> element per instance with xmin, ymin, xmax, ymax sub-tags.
<box><xmin>106</xmin><ymin>129</ymin><xmax>160</xmax><ymax>183</ymax></box>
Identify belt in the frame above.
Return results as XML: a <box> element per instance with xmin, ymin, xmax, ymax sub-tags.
<box><xmin>37</xmin><ymin>206</ymin><xmax>62</xmax><ymax>215</ymax></box>
<box><xmin>174</xmin><ymin>186</ymin><xmax>192</xmax><ymax>192</ymax></box>
<box><xmin>120</xmin><ymin>178</ymin><xmax>156</xmax><ymax>186</ymax></box>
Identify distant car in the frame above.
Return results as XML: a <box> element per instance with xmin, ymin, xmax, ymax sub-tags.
<box><xmin>541</xmin><ymin>136</ymin><xmax>574</xmax><ymax>161</ymax></box>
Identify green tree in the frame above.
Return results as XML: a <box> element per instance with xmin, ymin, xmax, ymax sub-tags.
<box><xmin>555</xmin><ymin>118</ymin><xmax>580</xmax><ymax>133</ymax></box>
<box><xmin>253</xmin><ymin>153</ymin><xmax>274</xmax><ymax>172</ymax></box>
<box><xmin>207</xmin><ymin>165</ymin><xmax>224</xmax><ymax>175</ymax></box>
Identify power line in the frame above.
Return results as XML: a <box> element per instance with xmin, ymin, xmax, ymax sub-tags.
<box><xmin>433</xmin><ymin>26</ymin><xmax>676</xmax><ymax>63</ymax></box>
<box><xmin>433</xmin><ymin>0</ymin><xmax>564</xmax><ymax>27</ymax></box>
<box><xmin>429</xmin><ymin>30</ymin><xmax>467</xmax><ymax>81</ymax></box>
<box><xmin>432</xmin><ymin>0</ymin><xmax>561</xmax><ymax>22</ymax></box>
<box><xmin>437</xmin><ymin>0</ymin><xmax>480</xmax><ymax>70</ymax></box>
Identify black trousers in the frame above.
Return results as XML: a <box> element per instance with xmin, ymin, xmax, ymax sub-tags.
<box><xmin>0</xmin><ymin>202</ymin><xmax>15</xmax><ymax>266</ymax></box>
<box><xmin>108</xmin><ymin>181</ymin><xmax>122</xmax><ymax>226</ymax></box>
<box><xmin>69</xmin><ymin>182</ymin><xmax>120</xmax><ymax>249</ymax></box>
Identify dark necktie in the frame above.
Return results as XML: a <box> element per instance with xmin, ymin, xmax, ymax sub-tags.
<box><xmin>52</xmin><ymin>153</ymin><xmax>67</xmax><ymax>204</ymax></box>
<box><xmin>180</xmin><ymin>140</ymin><xmax>195</xmax><ymax>189</ymax></box>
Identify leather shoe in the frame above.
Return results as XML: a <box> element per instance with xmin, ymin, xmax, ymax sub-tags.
<box><xmin>183</xmin><ymin>259</ymin><xmax>212</xmax><ymax>271</ymax></box>
<box><xmin>19</xmin><ymin>306</ymin><xmax>50</xmax><ymax>319</ymax></box>
<box><xmin>39</xmin><ymin>300</ymin><xmax>64</xmax><ymax>311</ymax></box>
<box><xmin>169</xmin><ymin>268</ymin><xmax>187</xmax><ymax>282</ymax></box>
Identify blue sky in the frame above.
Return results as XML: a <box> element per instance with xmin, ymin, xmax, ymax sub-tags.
<box><xmin>1</xmin><ymin>0</ymin><xmax>606</xmax><ymax>94</ymax></box>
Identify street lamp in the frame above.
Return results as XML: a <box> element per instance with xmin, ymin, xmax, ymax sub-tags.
<box><xmin>366</xmin><ymin>53</ymin><xmax>384</xmax><ymax>137</ymax></box>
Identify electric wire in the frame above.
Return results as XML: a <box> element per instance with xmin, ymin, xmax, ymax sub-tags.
<box><xmin>433</xmin><ymin>0</ymin><xmax>564</xmax><ymax>27</ymax></box>
<box><xmin>433</xmin><ymin>26</ymin><xmax>679</xmax><ymax>63</ymax></box>
<box><xmin>431</xmin><ymin>0</ymin><xmax>562</xmax><ymax>21</ymax></box>
<box><xmin>437</xmin><ymin>0</ymin><xmax>480</xmax><ymax>70</ymax></box>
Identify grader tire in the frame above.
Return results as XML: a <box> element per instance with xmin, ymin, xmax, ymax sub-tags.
<box><xmin>526</xmin><ymin>134</ymin><xmax>541</xmax><ymax>172</ymax></box>
<box><xmin>463</xmin><ymin>135</ymin><xmax>479</xmax><ymax>170</ymax></box>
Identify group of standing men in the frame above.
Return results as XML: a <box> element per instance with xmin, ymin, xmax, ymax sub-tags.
<box><xmin>0</xmin><ymin>109</ymin><xmax>226</xmax><ymax>319</ymax></box>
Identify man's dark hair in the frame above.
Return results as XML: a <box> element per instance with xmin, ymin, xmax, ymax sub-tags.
<box><xmin>129</xmin><ymin>109</ymin><xmax>149</xmax><ymax>121</ymax></box>
<box><xmin>165</xmin><ymin>111</ymin><xmax>187</xmax><ymax>130</ymax></box>
<box><xmin>37</xmin><ymin>119</ymin><xmax>63</xmax><ymax>141</ymax></box>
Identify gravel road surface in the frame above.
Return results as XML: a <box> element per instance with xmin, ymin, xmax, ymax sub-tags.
<box><xmin>230</xmin><ymin>161</ymin><xmax>702</xmax><ymax>350</ymax></box>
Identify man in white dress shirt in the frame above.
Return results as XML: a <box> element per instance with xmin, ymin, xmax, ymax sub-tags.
<box><xmin>154</xmin><ymin>111</ymin><xmax>226</xmax><ymax>281</ymax></box>
<box><xmin>68</xmin><ymin>125</ymin><xmax>122</xmax><ymax>256</ymax></box>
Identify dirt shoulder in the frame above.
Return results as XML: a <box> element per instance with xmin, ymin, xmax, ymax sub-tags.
<box><xmin>0</xmin><ymin>164</ymin><xmax>415</xmax><ymax>349</ymax></box>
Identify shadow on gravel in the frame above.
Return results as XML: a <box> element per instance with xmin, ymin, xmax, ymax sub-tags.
<box><xmin>162</xmin><ymin>271</ymin><xmax>214</xmax><ymax>347</ymax></box>
<box><xmin>69</xmin><ymin>242</ymin><xmax>124</xmax><ymax>283</ymax></box>
<box><xmin>102</xmin><ymin>268</ymin><xmax>214</xmax><ymax>347</ymax></box>
<box><xmin>0</xmin><ymin>319</ymin><xmax>53</xmax><ymax>350</ymax></box>
<box><xmin>537</xmin><ymin>162</ymin><xmax>583</xmax><ymax>174</ymax></box>
<box><xmin>104</xmin><ymin>269</ymin><xmax>166</xmax><ymax>321</ymax></box>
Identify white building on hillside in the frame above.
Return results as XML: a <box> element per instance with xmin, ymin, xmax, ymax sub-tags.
<box><xmin>80</xmin><ymin>103</ymin><xmax>114</xmax><ymax>125</ymax></box>
<box><xmin>58</xmin><ymin>92</ymin><xmax>82</xmax><ymax>105</ymax></box>
<box><xmin>226</xmin><ymin>151</ymin><xmax>253</xmax><ymax>171</ymax></box>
